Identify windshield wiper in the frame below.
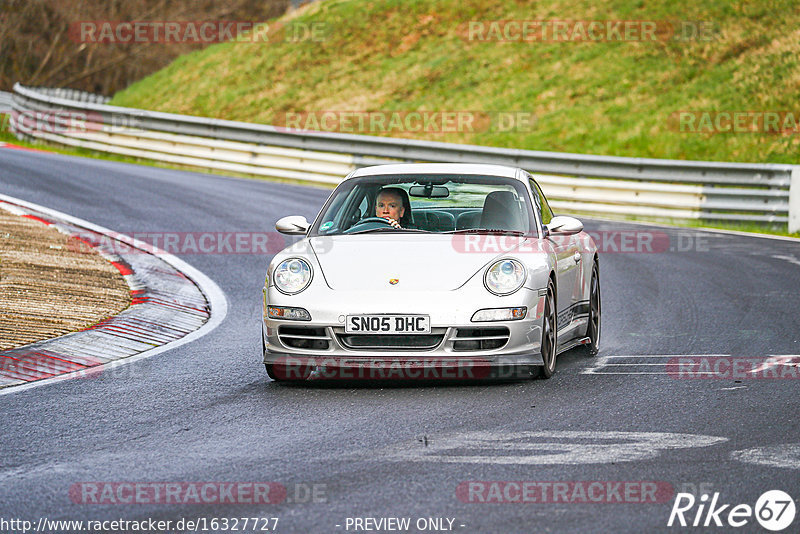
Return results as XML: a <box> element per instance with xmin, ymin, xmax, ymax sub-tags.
<box><xmin>445</xmin><ymin>229</ymin><xmax>528</xmax><ymax>236</ymax></box>
<box><xmin>346</xmin><ymin>227</ymin><xmax>432</xmax><ymax>235</ymax></box>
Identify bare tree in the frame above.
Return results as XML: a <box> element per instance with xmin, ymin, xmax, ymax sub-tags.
<box><xmin>0</xmin><ymin>0</ymin><xmax>291</xmax><ymax>94</ymax></box>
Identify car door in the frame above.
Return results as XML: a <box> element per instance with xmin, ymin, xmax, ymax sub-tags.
<box><xmin>530</xmin><ymin>179</ymin><xmax>581</xmax><ymax>330</ymax></box>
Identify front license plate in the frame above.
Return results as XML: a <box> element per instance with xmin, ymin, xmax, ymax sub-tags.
<box><xmin>345</xmin><ymin>315</ymin><xmax>431</xmax><ymax>334</ymax></box>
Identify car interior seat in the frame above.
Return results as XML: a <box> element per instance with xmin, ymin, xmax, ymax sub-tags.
<box><xmin>412</xmin><ymin>211</ymin><xmax>455</xmax><ymax>232</ymax></box>
<box><xmin>479</xmin><ymin>191</ymin><xmax>526</xmax><ymax>231</ymax></box>
<box><xmin>456</xmin><ymin>210</ymin><xmax>481</xmax><ymax>230</ymax></box>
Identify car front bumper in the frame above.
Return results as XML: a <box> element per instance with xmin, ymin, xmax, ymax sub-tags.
<box><xmin>262</xmin><ymin>286</ymin><xmax>547</xmax><ymax>377</ymax></box>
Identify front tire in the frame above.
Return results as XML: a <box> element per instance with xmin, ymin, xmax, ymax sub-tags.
<box><xmin>538</xmin><ymin>279</ymin><xmax>558</xmax><ymax>379</ymax></box>
<box><xmin>265</xmin><ymin>363</ymin><xmax>280</xmax><ymax>380</ymax></box>
<box><xmin>262</xmin><ymin>329</ymin><xmax>282</xmax><ymax>381</ymax></box>
<box><xmin>579</xmin><ymin>261</ymin><xmax>601</xmax><ymax>356</ymax></box>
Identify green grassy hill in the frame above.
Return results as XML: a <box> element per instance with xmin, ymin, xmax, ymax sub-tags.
<box><xmin>110</xmin><ymin>0</ymin><xmax>800</xmax><ymax>164</ymax></box>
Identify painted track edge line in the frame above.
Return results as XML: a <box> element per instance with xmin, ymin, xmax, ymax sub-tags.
<box><xmin>0</xmin><ymin>192</ymin><xmax>229</xmax><ymax>397</ymax></box>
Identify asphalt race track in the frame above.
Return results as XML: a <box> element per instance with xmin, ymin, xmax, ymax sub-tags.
<box><xmin>1</xmin><ymin>148</ymin><xmax>799</xmax><ymax>533</ymax></box>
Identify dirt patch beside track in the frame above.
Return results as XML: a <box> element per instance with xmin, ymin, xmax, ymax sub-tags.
<box><xmin>0</xmin><ymin>211</ymin><xmax>130</xmax><ymax>350</ymax></box>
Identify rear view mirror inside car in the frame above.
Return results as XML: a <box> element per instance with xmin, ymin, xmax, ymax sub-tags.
<box><xmin>408</xmin><ymin>185</ymin><xmax>450</xmax><ymax>198</ymax></box>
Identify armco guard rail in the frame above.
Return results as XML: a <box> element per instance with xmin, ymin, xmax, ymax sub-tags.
<box><xmin>0</xmin><ymin>91</ymin><xmax>13</xmax><ymax>112</ymax></box>
<box><xmin>9</xmin><ymin>84</ymin><xmax>800</xmax><ymax>232</ymax></box>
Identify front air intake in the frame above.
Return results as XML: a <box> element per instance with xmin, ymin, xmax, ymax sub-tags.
<box><xmin>278</xmin><ymin>326</ymin><xmax>331</xmax><ymax>350</ymax></box>
<box><xmin>451</xmin><ymin>327</ymin><xmax>510</xmax><ymax>351</ymax></box>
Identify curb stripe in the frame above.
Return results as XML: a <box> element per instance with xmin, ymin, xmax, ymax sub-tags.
<box><xmin>21</xmin><ymin>214</ymin><xmax>52</xmax><ymax>225</ymax></box>
<box><xmin>110</xmin><ymin>261</ymin><xmax>134</xmax><ymax>276</ymax></box>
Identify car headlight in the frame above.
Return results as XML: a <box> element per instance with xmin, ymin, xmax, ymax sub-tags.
<box><xmin>472</xmin><ymin>307</ymin><xmax>527</xmax><ymax>322</ymax></box>
<box><xmin>484</xmin><ymin>259</ymin><xmax>526</xmax><ymax>296</ymax></box>
<box><xmin>273</xmin><ymin>258</ymin><xmax>312</xmax><ymax>295</ymax></box>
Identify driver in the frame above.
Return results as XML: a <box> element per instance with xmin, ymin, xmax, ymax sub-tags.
<box><xmin>375</xmin><ymin>187</ymin><xmax>413</xmax><ymax>228</ymax></box>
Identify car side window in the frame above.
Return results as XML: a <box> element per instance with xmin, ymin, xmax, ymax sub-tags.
<box><xmin>357</xmin><ymin>194</ymin><xmax>369</xmax><ymax>219</ymax></box>
<box><xmin>342</xmin><ymin>188</ymin><xmax>371</xmax><ymax>229</ymax></box>
<box><xmin>325</xmin><ymin>185</ymin><xmax>369</xmax><ymax>232</ymax></box>
<box><xmin>529</xmin><ymin>179</ymin><xmax>554</xmax><ymax>225</ymax></box>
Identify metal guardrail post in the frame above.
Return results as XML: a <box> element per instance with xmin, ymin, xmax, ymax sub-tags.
<box><xmin>789</xmin><ymin>167</ymin><xmax>800</xmax><ymax>233</ymax></box>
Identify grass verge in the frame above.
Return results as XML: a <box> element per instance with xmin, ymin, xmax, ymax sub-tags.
<box><xmin>110</xmin><ymin>0</ymin><xmax>800</xmax><ymax>165</ymax></box>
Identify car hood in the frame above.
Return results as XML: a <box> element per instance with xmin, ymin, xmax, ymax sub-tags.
<box><xmin>308</xmin><ymin>234</ymin><xmax>533</xmax><ymax>291</ymax></box>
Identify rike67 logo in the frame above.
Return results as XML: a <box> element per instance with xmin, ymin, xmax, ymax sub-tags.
<box><xmin>668</xmin><ymin>490</ymin><xmax>796</xmax><ymax>531</ymax></box>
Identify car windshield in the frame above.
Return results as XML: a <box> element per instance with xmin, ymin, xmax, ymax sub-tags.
<box><xmin>309</xmin><ymin>174</ymin><xmax>537</xmax><ymax>236</ymax></box>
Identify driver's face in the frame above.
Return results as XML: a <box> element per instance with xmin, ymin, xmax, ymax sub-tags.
<box><xmin>376</xmin><ymin>192</ymin><xmax>405</xmax><ymax>222</ymax></box>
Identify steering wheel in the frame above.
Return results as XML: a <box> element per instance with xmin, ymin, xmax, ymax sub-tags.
<box><xmin>344</xmin><ymin>216</ymin><xmax>394</xmax><ymax>233</ymax></box>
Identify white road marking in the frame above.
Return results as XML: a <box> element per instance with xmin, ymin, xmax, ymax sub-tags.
<box><xmin>749</xmin><ymin>356</ymin><xmax>800</xmax><ymax>374</ymax></box>
<box><xmin>771</xmin><ymin>254</ymin><xmax>800</xmax><ymax>267</ymax></box>
<box><xmin>582</xmin><ymin>354</ymin><xmax>800</xmax><ymax>375</ymax></box>
<box><xmin>583</xmin><ymin>354</ymin><xmax>723</xmax><ymax>375</ymax></box>
<box><xmin>731</xmin><ymin>444</ymin><xmax>800</xmax><ymax>470</ymax></box>
<box><xmin>381</xmin><ymin>430</ymin><xmax>727</xmax><ymax>465</ymax></box>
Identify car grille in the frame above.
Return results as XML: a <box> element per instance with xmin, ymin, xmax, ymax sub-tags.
<box><xmin>334</xmin><ymin>328</ymin><xmax>446</xmax><ymax>351</ymax></box>
<box><xmin>450</xmin><ymin>327</ymin><xmax>510</xmax><ymax>351</ymax></box>
<box><xmin>278</xmin><ymin>326</ymin><xmax>331</xmax><ymax>350</ymax></box>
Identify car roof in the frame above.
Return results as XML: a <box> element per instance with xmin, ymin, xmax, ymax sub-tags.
<box><xmin>349</xmin><ymin>163</ymin><xmax>524</xmax><ymax>180</ymax></box>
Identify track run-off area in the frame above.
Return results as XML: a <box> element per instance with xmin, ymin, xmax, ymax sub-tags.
<box><xmin>0</xmin><ymin>147</ymin><xmax>798</xmax><ymax>533</ymax></box>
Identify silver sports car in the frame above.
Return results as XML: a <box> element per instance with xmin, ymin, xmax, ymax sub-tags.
<box><xmin>262</xmin><ymin>163</ymin><xmax>599</xmax><ymax>381</ymax></box>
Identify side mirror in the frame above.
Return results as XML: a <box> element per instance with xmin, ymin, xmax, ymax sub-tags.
<box><xmin>546</xmin><ymin>215</ymin><xmax>583</xmax><ymax>236</ymax></box>
<box><xmin>275</xmin><ymin>215</ymin><xmax>310</xmax><ymax>235</ymax></box>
